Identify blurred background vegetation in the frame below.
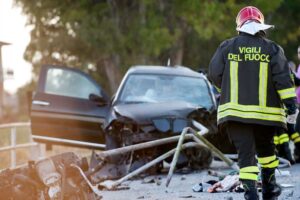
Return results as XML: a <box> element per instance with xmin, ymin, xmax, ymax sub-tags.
<box><xmin>9</xmin><ymin>0</ymin><xmax>300</xmax><ymax>121</ymax></box>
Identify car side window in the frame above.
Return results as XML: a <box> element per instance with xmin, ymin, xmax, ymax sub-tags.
<box><xmin>44</xmin><ymin>68</ymin><xmax>100</xmax><ymax>99</ymax></box>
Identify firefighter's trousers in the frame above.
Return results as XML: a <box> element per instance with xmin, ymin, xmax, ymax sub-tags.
<box><xmin>225</xmin><ymin>121</ymin><xmax>279</xmax><ymax>181</ymax></box>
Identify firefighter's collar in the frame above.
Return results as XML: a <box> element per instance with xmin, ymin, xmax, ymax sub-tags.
<box><xmin>237</xmin><ymin>20</ymin><xmax>274</xmax><ymax>35</ymax></box>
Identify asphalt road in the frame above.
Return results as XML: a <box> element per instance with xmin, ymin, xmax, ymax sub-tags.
<box><xmin>101</xmin><ymin>160</ymin><xmax>300</xmax><ymax>200</ymax></box>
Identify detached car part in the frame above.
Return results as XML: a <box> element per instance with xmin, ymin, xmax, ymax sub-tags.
<box><xmin>0</xmin><ymin>152</ymin><xmax>101</xmax><ymax>200</ymax></box>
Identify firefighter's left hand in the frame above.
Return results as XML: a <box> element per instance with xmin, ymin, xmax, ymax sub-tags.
<box><xmin>287</xmin><ymin>109</ymin><xmax>299</xmax><ymax>124</ymax></box>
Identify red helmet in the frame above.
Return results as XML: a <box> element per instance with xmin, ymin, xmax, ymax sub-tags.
<box><xmin>236</xmin><ymin>6</ymin><xmax>264</xmax><ymax>28</ymax></box>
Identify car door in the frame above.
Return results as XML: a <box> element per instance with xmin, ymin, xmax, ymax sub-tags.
<box><xmin>31</xmin><ymin>65</ymin><xmax>109</xmax><ymax>149</ymax></box>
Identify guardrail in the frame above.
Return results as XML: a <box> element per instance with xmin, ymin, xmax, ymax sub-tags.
<box><xmin>0</xmin><ymin>122</ymin><xmax>42</xmax><ymax>168</ymax></box>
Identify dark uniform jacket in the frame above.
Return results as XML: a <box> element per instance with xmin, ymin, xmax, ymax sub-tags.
<box><xmin>292</xmin><ymin>72</ymin><xmax>300</xmax><ymax>87</ymax></box>
<box><xmin>208</xmin><ymin>32</ymin><xmax>296</xmax><ymax>128</ymax></box>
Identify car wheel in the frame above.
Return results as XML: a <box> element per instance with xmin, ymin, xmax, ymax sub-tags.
<box><xmin>105</xmin><ymin>131</ymin><xmax>121</xmax><ymax>150</ymax></box>
<box><xmin>104</xmin><ymin>130</ymin><xmax>131</xmax><ymax>165</ymax></box>
<box><xmin>185</xmin><ymin>146</ymin><xmax>213</xmax><ymax>169</ymax></box>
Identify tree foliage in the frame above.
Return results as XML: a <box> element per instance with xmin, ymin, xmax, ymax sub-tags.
<box><xmin>14</xmin><ymin>0</ymin><xmax>299</xmax><ymax>94</ymax></box>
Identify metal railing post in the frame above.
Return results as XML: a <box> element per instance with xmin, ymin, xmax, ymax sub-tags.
<box><xmin>10</xmin><ymin>127</ymin><xmax>16</xmax><ymax>168</ymax></box>
<box><xmin>0</xmin><ymin>122</ymin><xmax>40</xmax><ymax>169</ymax></box>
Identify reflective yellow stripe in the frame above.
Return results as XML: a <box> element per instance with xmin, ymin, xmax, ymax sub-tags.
<box><xmin>279</xmin><ymin>138</ymin><xmax>289</xmax><ymax>144</ymax></box>
<box><xmin>291</xmin><ymin>132</ymin><xmax>300</xmax><ymax>143</ymax></box>
<box><xmin>230</xmin><ymin>61</ymin><xmax>238</xmax><ymax>103</ymax></box>
<box><xmin>274</xmin><ymin>136</ymin><xmax>279</xmax><ymax>145</ymax></box>
<box><xmin>279</xmin><ymin>133</ymin><xmax>289</xmax><ymax>139</ymax></box>
<box><xmin>258</xmin><ymin>155</ymin><xmax>279</xmax><ymax>168</ymax></box>
<box><xmin>291</xmin><ymin>132</ymin><xmax>300</xmax><ymax>140</ymax></box>
<box><xmin>219</xmin><ymin>103</ymin><xmax>285</xmax><ymax>115</ymax></box>
<box><xmin>259</xmin><ymin>62</ymin><xmax>268</xmax><ymax>106</ymax></box>
<box><xmin>239</xmin><ymin>172</ymin><xmax>258</xmax><ymax>180</ymax></box>
<box><xmin>240</xmin><ymin>166</ymin><xmax>259</xmax><ymax>173</ymax></box>
<box><xmin>291</xmin><ymin>74</ymin><xmax>295</xmax><ymax>82</ymax></box>
<box><xmin>257</xmin><ymin>155</ymin><xmax>276</xmax><ymax>164</ymax></box>
<box><xmin>214</xmin><ymin>86</ymin><xmax>221</xmax><ymax>93</ymax></box>
<box><xmin>279</xmin><ymin>133</ymin><xmax>289</xmax><ymax>144</ymax></box>
<box><xmin>218</xmin><ymin>109</ymin><xmax>285</xmax><ymax>122</ymax></box>
<box><xmin>277</xmin><ymin>88</ymin><xmax>296</xmax><ymax>99</ymax></box>
<box><xmin>294</xmin><ymin>137</ymin><xmax>300</xmax><ymax>143</ymax></box>
<box><xmin>260</xmin><ymin>160</ymin><xmax>279</xmax><ymax>168</ymax></box>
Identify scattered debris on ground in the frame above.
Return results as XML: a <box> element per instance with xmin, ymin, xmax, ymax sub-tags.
<box><xmin>1</xmin><ymin>124</ymin><xmax>298</xmax><ymax>200</ymax></box>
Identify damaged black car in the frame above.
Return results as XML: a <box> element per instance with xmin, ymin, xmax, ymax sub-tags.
<box><xmin>0</xmin><ymin>65</ymin><xmax>237</xmax><ymax>200</ymax></box>
<box><xmin>31</xmin><ymin>65</ymin><xmax>234</xmax><ymax>171</ymax></box>
<box><xmin>106</xmin><ymin>65</ymin><xmax>217</xmax><ymax>149</ymax></box>
<box><xmin>103</xmin><ymin>66</ymin><xmax>220</xmax><ymax>169</ymax></box>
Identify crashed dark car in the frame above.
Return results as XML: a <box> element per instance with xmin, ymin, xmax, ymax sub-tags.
<box><xmin>30</xmin><ymin>65</ymin><xmax>234</xmax><ymax>170</ymax></box>
<box><xmin>0</xmin><ymin>65</ymin><xmax>237</xmax><ymax>200</ymax></box>
<box><xmin>105</xmin><ymin>66</ymin><xmax>217</xmax><ymax>145</ymax></box>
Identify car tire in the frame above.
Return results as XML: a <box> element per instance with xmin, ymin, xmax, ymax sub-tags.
<box><xmin>105</xmin><ymin>131</ymin><xmax>121</xmax><ymax>150</ymax></box>
<box><xmin>186</xmin><ymin>146</ymin><xmax>213</xmax><ymax>169</ymax></box>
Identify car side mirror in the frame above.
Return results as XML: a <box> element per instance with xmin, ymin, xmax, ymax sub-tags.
<box><xmin>89</xmin><ymin>93</ymin><xmax>107</xmax><ymax>106</ymax></box>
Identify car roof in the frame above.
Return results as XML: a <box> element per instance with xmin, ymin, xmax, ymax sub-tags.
<box><xmin>127</xmin><ymin>65</ymin><xmax>205</xmax><ymax>78</ymax></box>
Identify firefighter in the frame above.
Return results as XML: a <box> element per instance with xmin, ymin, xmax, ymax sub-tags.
<box><xmin>274</xmin><ymin>61</ymin><xmax>300</xmax><ymax>164</ymax></box>
<box><xmin>294</xmin><ymin>46</ymin><xmax>300</xmax><ymax>162</ymax></box>
<box><xmin>208</xmin><ymin>6</ymin><xmax>298</xmax><ymax>200</ymax></box>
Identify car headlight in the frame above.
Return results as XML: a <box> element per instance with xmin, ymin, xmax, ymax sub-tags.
<box><xmin>152</xmin><ymin>118</ymin><xmax>189</xmax><ymax>133</ymax></box>
<box><xmin>152</xmin><ymin>118</ymin><xmax>170</xmax><ymax>133</ymax></box>
<box><xmin>173</xmin><ymin>119</ymin><xmax>188</xmax><ymax>133</ymax></box>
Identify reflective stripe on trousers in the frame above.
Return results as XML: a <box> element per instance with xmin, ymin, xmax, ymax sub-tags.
<box><xmin>258</xmin><ymin>155</ymin><xmax>279</xmax><ymax>169</ymax></box>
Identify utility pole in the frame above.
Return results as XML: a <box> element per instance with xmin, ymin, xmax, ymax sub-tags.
<box><xmin>0</xmin><ymin>41</ymin><xmax>11</xmax><ymax>119</ymax></box>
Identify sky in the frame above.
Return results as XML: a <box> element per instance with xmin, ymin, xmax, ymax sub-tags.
<box><xmin>0</xmin><ymin>0</ymin><xmax>32</xmax><ymax>94</ymax></box>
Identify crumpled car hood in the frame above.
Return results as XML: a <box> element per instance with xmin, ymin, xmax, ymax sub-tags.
<box><xmin>113</xmin><ymin>101</ymin><xmax>199</xmax><ymax>123</ymax></box>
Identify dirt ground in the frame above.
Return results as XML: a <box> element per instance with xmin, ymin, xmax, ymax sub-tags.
<box><xmin>100</xmin><ymin>160</ymin><xmax>300</xmax><ymax>200</ymax></box>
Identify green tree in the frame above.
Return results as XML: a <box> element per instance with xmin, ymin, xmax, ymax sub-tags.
<box><xmin>15</xmin><ymin>0</ymin><xmax>292</xmax><ymax>96</ymax></box>
<box><xmin>269</xmin><ymin>0</ymin><xmax>300</xmax><ymax>62</ymax></box>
